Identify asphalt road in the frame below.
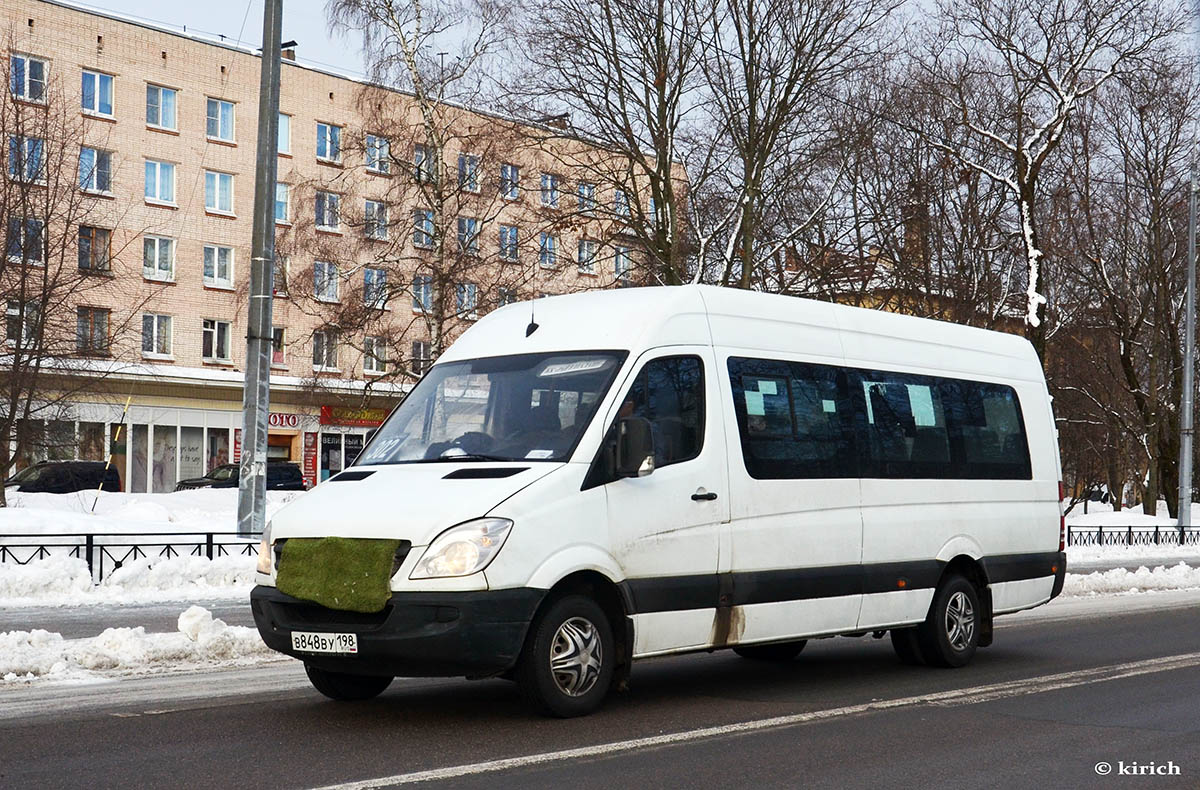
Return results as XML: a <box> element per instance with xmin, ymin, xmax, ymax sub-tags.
<box><xmin>1</xmin><ymin>593</ymin><xmax>1198</xmax><ymax>790</ymax></box>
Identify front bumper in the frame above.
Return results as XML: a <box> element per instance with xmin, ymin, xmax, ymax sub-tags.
<box><xmin>250</xmin><ymin>585</ymin><xmax>544</xmax><ymax>678</ymax></box>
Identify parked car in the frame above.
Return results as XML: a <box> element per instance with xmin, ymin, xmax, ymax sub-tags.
<box><xmin>175</xmin><ymin>462</ymin><xmax>306</xmax><ymax>491</ymax></box>
<box><xmin>5</xmin><ymin>461</ymin><xmax>121</xmax><ymax>494</ymax></box>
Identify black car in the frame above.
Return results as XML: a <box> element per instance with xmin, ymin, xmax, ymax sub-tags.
<box><xmin>175</xmin><ymin>462</ymin><xmax>306</xmax><ymax>491</ymax></box>
<box><xmin>5</xmin><ymin>461</ymin><xmax>122</xmax><ymax>494</ymax></box>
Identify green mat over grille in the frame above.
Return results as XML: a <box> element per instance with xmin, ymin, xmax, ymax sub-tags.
<box><xmin>276</xmin><ymin>537</ymin><xmax>402</xmax><ymax>613</ymax></box>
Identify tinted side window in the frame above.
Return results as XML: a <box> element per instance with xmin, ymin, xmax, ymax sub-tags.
<box><xmin>853</xmin><ymin>370</ymin><xmax>953</xmax><ymax>479</ymax></box>
<box><xmin>619</xmin><ymin>356</ymin><xmax>704</xmax><ymax>467</ymax></box>
<box><xmin>940</xmin><ymin>379</ymin><xmax>1031</xmax><ymax>479</ymax></box>
<box><xmin>728</xmin><ymin>357</ymin><xmax>856</xmax><ymax>479</ymax></box>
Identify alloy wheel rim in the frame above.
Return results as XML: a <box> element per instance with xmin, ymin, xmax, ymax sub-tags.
<box><xmin>550</xmin><ymin>616</ymin><xmax>603</xmax><ymax>697</ymax></box>
<box><xmin>944</xmin><ymin>590</ymin><xmax>976</xmax><ymax>651</ymax></box>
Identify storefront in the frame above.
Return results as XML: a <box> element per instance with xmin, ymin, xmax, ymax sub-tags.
<box><xmin>315</xmin><ymin>405</ymin><xmax>388</xmax><ymax>482</ymax></box>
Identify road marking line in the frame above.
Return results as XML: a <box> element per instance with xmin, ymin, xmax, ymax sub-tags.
<box><xmin>309</xmin><ymin>651</ymin><xmax>1200</xmax><ymax>789</ymax></box>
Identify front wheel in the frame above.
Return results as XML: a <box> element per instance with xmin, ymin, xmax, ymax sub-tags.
<box><xmin>304</xmin><ymin>664</ymin><xmax>393</xmax><ymax>701</ymax></box>
<box><xmin>916</xmin><ymin>575</ymin><xmax>981</xmax><ymax>668</ymax></box>
<box><xmin>516</xmin><ymin>594</ymin><xmax>614</xmax><ymax>718</ymax></box>
<box><xmin>733</xmin><ymin>640</ymin><xmax>807</xmax><ymax>661</ymax></box>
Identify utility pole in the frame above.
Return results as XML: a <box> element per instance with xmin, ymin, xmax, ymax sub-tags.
<box><xmin>237</xmin><ymin>0</ymin><xmax>283</xmax><ymax>538</ymax></box>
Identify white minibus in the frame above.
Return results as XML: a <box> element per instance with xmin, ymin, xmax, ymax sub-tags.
<box><xmin>252</xmin><ymin>285</ymin><xmax>1065</xmax><ymax>717</ymax></box>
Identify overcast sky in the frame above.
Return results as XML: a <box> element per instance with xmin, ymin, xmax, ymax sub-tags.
<box><xmin>73</xmin><ymin>0</ymin><xmax>366</xmax><ymax>76</ymax></box>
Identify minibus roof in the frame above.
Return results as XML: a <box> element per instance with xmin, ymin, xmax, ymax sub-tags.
<box><xmin>440</xmin><ymin>285</ymin><xmax>1043</xmax><ymax>384</ymax></box>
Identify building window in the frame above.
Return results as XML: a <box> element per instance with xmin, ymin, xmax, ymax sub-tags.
<box><xmin>203</xmin><ymin>244</ymin><xmax>234</xmax><ymax>288</ymax></box>
<box><xmin>204</xmin><ymin>170</ymin><xmax>234</xmax><ymax>214</ymax></box>
<box><xmin>457</xmin><ymin>153</ymin><xmax>479</xmax><ymax>192</ymax></box>
<box><xmin>202</xmin><ymin>319</ymin><xmax>232</xmax><ymax>361</ymax></box>
<box><xmin>540</xmin><ymin>173</ymin><xmax>559</xmax><ymax>207</ymax></box>
<box><xmin>614</xmin><ymin>188</ymin><xmax>630</xmax><ymax>217</ymax></box>
<box><xmin>500</xmin><ymin>163</ymin><xmax>519</xmax><ymax>200</ymax></box>
<box><xmin>271</xmin><ymin>327</ymin><xmax>286</xmax><ymax>366</ymax></box>
<box><xmin>78</xmin><ymin>226</ymin><xmax>111</xmax><ymax>271</ymax></box>
<box><xmin>6</xmin><ymin>217</ymin><xmax>44</xmax><ymax>264</ymax></box>
<box><xmin>410</xmin><ymin>340</ymin><xmax>431</xmax><ymax>374</ymax></box>
<box><xmin>316</xmin><ymin>122</ymin><xmax>341</xmax><ymax>162</ymax></box>
<box><xmin>414</xmin><ymin>143</ymin><xmax>435</xmax><ymax>182</ymax></box>
<box><xmin>76</xmin><ymin>307</ymin><xmax>110</xmax><ymax>355</ymax></box>
<box><xmin>365</xmin><ymin>200</ymin><xmax>388</xmax><ymax>239</ymax></box>
<box><xmin>366</xmin><ymin>134</ymin><xmax>390</xmax><ymax>174</ymax></box>
<box><xmin>364</xmin><ymin>335</ymin><xmax>387</xmax><ymax>374</ymax></box>
<box><xmin>205</xmin><ymin>98</ymin><xmax>235</xmax><ymax>142</ymax></box>
<box><xmin>412</xmin><ymin>274</ymin><xmax>432</xmax><ymax>312</ymax></box>
<box><xmin>578</xmin><ymin>182</ymin><xmax>596</xmax><ymax>214</ymax></box>
<box><xmin>144</xmin><ymin>159</ymin><xmax>175</xmax><ymax>204</ymax></box>
<box><xmin>146</xmin><ymin>84</ymin><xmax>177</xmax><ymax>130</ymax></box>
<box><xmin>456</xmin><ymin>282</ymin><xmax>478</xmax><ymax>318</ymax></box>
<box><xmin>499</xmin><ymin>224</ymin><xmax>519</xmax><ymax>261</ymax></box>
<box><xmin>10</xmin><ymin>54</ymin><xmax>47</xmax><ymax>103</ymax></box>
<box><xmin>364</xmin><ymin>267</ymin><xmax>387</xmax><ymax>309</ymax></box>
<box><xmin>278</xmin><ymin>113</ymin><xmax>291</xmax><ymax>154</ymax></box>
<box><xmin>142</xmin><ymin>235</ymin><xmax>174</xmax><ymax>281</ymax></box>
<box><xmin>614</xmin><ymin>245</ymin><xmax>632</xmax><ymax>282</ymax></box>
<box><xmin>8</xmin><ymin>135</ymin><xmax>44</xmax><ymax>182</ymax></box>
<box><xmin>78</xmin><ymin>147</ymin><xmax>112</xmax><ymax>193</ymax></box>
<box><xmin>274</xmin><ymin>183</ymin><xmax>290</xmax><ymax>223</ymax></box>
<box><xmin>457</xmin><ymin>216</ymin><xmax>479</xmax><ymax>255</ymax></box>
<box><xmin>313</xmin><ymin>329</ymin><xmax>338</xmax><ymax>370</ymax></box>
<box><xmin>578</xmin><ymin>238</ymin><xmax>597</xmax><ymax>274</ymax></box>
<box><xmin>314</xmin><ymin>261</ymin><xmax>339</xmax><ymax>302</ymax></box>
<box><xmin>81</xmin><ymin>70</ymin><xmax>114</xmax><ymax>117</ymax></box>
<box><xmin>413</xmin><ymin>208</ymin><xmax>434</xmax><ymax>248</ymax></box>
<box><xmin>498</xmin><ymin>287</ymin><xmax>517</xmax><ymax>306</ymax></box>
<box><xmin>539</xmin><ymin>232</ymin><xmax>557</xmax><ymax>268</ymax></box>
<box><xmin>141</xmin><ymin>313</ymin><xmax>172</xmax><ymax>357</ymax></box>
<box><xmin>6</xmin><ymin>300</ymin><xmax>40</xmax><ymax>348</ymax></box>
<box><xmin>315</xmin><ymin>191</ymin><xmax>340</xmax><ymax>231</ymax></box>
<box><xmin>273</xmin><ymin>255</ymin><xmax>289</xmax><ymax>296</ymax></box>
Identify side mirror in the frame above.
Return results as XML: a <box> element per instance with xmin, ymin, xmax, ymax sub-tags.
<box><xmin>615</xmin><ymin>417</ymin><xmax>655</xmax><ymax>478</ymax></box>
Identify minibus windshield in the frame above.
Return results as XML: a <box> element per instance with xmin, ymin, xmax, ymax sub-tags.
<box><xmin>358</xmin><ymin>351</ymin><xmax>627</xmax><ymax>465</ymax></box>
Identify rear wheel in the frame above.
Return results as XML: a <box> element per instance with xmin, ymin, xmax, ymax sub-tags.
<box><xmin>732</xmin><ymin>640</ymin><xmax>807</xmax><ymax>661</ymax></box>
<box><xmin>516</xmin><ymin>594</ymin><xmax>614</xmax><ymax>718</ymax></box>
<box><xmin>916</xmin><ymin>575</ymin><xmax>981</xmax><ymax>668</ymax></box>
<box><xmin>304</xmin><ymin>664</ymin><xmax>393</xmax><ymax>701</ymax></box>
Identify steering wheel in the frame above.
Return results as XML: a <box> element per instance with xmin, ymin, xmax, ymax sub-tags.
<box><xmin>449</xmin><ymin>431</ymin><xmax>495</xmax><ymax>454</ymax></box>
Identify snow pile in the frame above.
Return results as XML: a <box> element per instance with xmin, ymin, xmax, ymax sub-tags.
<box><xmin>0</xmin><ymin>554</ymin><xmax>255</xmax><ymax>607</ymax></box>
<box><xmin>1063</xmin><ymin>562</ymin><xmax>1200</xmax><ymax>597</ymax></box>
<box><xmin>0</xmin><ymin>606</ymin><xmax>277</xmax><ymax>684</ymax></box>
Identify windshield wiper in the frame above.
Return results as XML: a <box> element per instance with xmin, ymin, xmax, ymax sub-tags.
<box><xmin>432</xmin><ymin>452</ymin><xmax>517</xmax><ymax>463</ymax></box>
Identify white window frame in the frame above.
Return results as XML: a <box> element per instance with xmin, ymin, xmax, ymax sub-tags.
<box><xmin>539</xmin><ymin>232</ymin><xmax>558</xmax><ymax>269</ymax></box>
<box><xmin>273</xmin><ymin>255</ymin><xmax>290</xmax><ymax>297</ymax></box>
<box><xmin>614</xmin><ymin>244</ymin><xmax>632</xmax><ymax>282</ymax></box>
<box><xmin>205</xmin><ymin>98</ymin><xmax>235</xmax><ymax>142</ymax></box>
<box><xmin>364</xmin><ymin>267</ymin><xmax>388</xmax><ymax>310</ymax></box>
<box><xmin>10</xmin><ymin>54</ymin><xmax>47</xmax><ymax>103</ymax></box>
<box><xmin>365</xmin><ymin>199</ymin><xmax>388</xmax><ymax>240</ymax></box>
<box><xmin>203</xmin><ymin>244</ymin><xmax>234</xmax><ymax>289</ymax></box>
<box><xmin>313</xmin><ymin>329</ymin><xmax>339</xmax><ymax>371</ymax></box>
<box><xmin>578</xmin><ymin>182</ymin><xmax>596</xmax><ymax>214</ymax></box>
<box><xmin>277</xmin><ymin>112</ymin><xmax>291</xmax><ymax>155</ymax></box>
<box><xmin>204</xmin><ymin>170</ymin><xmax>235</xmax><ymax>215</ymax></box>
<box><xmin>457</xmin><ymin>216</ymin><xmax>479</xmax><ymax>255</ymax></box>
<box><xmin>412</xmin><ymin>274</ymin><xmax>433</xmax><ymax>313</ymax></box>
<box><xmin>81</xmin><ymin>70</ymin><xmax>114</xmax><ymax>118</ymax></box>
<box><xmin>144</xmin><ymin>159</ymin><xmax>176</xmax><ymax>205</ymax></box>
<box><xmin>315</xmin><ymin>191</ymin><xmax>340</xmax><ymax>232</ymax></box>
<box><xmin>142</xmin><ymin>235</ymin><xmax>175</xmax><ymax>281</ymax></box>
<box><xmin>316</xmin><ymin>122</ymin><xmax>342</xmax><ymax>163</ymax></box>
<box><xmin>456</xmin><ymin>282</ymin><xmax>478</xmax><ymax>319</ymax></box>
<box><xmin>457</xmin><ymin>152</ymin><xmax>480</xmax><ymax>192</ymax></box>
<box><xmin>410</xmin><ymin>339</ymin><xmax>431</xmax><ymax>374</ymax></box>
<box><xmin>8</xmin><ymin>135</ymin><xmax>45</xmax><ymax>183</ymax></box>
<box><xmin>141</xmin><ymin>313</ymin><xmax>173</xmax><ymax>358</ymax></box>
<box><xmin>366</xmin><ymin>134</ymin><xmax>390</xmax><ymax>174</ymax></box>
<box><xmin>500</xmin><ymin>163</ymin><xmax>519</xmax><ymax>200</ymax></box>
<box><xmin>145</xmin><ymin>84</ymin><xmax>177</xmax><ymax>130</ymax></box>
<box><xmin>541</xmin><ymin>173</ymin><xmax>560</xmax><ymax>207</ymax></box>
<box><xmin>79</xmin><ymin>147</ymin><xmax>112</xmax><ymax>194</ymax></box>
<box><xmin>271</xmin><ymin>326</ymin><xmax>286</xmax><ymax>367</ymax></box>
<box><xmin>202</xmin><ymin>318</ymin><xmax>232</xmax><ymax>362</ymax></box>
<box><xmin>274</xmin><ymin>183</ymin><xmax>290</xmax><ymax>224</ymax></box>
<box><xmin>414</xmin><ymin>143</ymin><xmax>434</xmax><ymax>182</ymax></box>
<box><xmin>314</xmin><ymin>260</ymin><xmax>339</xmax><ymax>302</ymax></box>
<box><xmin>6</xmin><ymin>217</ymin><xmax>44</xmax><ymax>265</ymax></box>
<box><xmin>578</xmin><ymin>238</ymin><xmax>597</xmax><ymax>274</ymax></box>
<box><xmin>364</xmin><ymin>335</ymin><xmax>387</xmax><ymax>375</ymax></box>
<box><xmin>499</xmin><ymin>224</ymin><xmax>519</xmax><ymax>262</ymax></box>
<box><xmin>413</xmin><ymin>208</ymin><xmax>434</xmax><ymax>249</ymax></box>
<box><xmin>6</xmin><ymin>299</ymin><xmax>40</xmax><ymax>348</ymax></box>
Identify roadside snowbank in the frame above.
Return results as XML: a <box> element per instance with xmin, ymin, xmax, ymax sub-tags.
<box><xmin>0</xmin><ymin>606</ymin><xmax>279</xmax><ymax>684</ymax></box>
<box><xmin>1062</xmin><ymin>562</ymin><xmax>1200</xmax><ymax>597</ymax></box>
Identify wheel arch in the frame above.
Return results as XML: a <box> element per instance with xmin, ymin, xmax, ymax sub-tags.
<box><xmin>936</xmin><ymin>553</ymin><xmax>993</xmax><ymax>647</ymax></box>
<box><xmin>528</xmin><ymin>569</ymin><xmax>633</xmax><ymax>692</ymax></box>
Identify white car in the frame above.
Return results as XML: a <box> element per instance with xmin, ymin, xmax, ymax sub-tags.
<box><xmin>252</xmin><ymin>285</ymin><xmax>1065</xmax><ymax>717</ymax></box>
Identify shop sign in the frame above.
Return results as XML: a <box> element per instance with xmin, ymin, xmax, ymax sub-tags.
<box><xmin>233</xmin><ymin>428</ymin><xmax>241</xmax><ymax>464</ymax></box>
<box><xmin>303</xmin><ymin>432</ymin><xmax>318</xmax><ymax>489</ymax></box>
<box><xmin>320</xmin><ymin>405</ymin><xmax>388</xmax><ymax>428</ymax></box>
<box><xmin>268</xmin><ymin>412</ymin><xmax>302</xmax><ymax>429</ymax></box>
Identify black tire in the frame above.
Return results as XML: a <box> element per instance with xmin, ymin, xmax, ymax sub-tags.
<box><xmin>732</xmin><ymin>640</ymin><xmax>807</xmax><ymax>661</ymax></box>
<box><xmin>916</xmin><ymin>575</ymin><xmax>981</xmax><ymax>668</ymax></box>
<box><xmin>304</xmin><ymin>664</ymin><xmax>393</xmax><ymax>701</ymax></box>
<box><xmin>890</xmin><ymin>627</ymin><xmax>925</xmax><ymax>665</ymax></box>
<box><xmin>516</xmin><ymin>594</ymin><xmax>615</xmax><ymax>718</ymax></box>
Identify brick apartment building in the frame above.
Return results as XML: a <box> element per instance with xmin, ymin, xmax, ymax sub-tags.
<box><xmin>2</xmin><ymin>0</ymin><xmax>643</xmax><ymax>491</ymax></box>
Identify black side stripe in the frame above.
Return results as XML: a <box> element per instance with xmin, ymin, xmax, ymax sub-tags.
<box><xmin>619</xmin><ymin>552</ymin><xmax>1060</xmax><ymax>615</ymax></box>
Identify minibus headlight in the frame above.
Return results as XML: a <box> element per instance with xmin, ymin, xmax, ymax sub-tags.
<box><xmin>256</xmin><ymin>522</ymin><xmax>273</xmax><ymax>575</ymax></box>
<box><xmin>410</xmin><ymin>518</ymin><xmax>513</xmax><ymax>579</ymax></box>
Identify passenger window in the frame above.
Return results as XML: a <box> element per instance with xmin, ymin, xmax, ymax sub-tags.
<box><xmin>859</xmin><ymin>374</ymin><xmax>951</xmax><ymax>477</ymax></box>
<box><xmin>940</xmin><ymin>380</ymin><xmax>1030</xmax><ymax>479</ymax></box>
<box><xmin>618</xmin><ymin>356</ymin><xmax>704</xmax><ymax>467</ymax></box>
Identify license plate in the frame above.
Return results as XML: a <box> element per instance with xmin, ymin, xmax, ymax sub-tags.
<box><xmin>291</xmin><ymin>631</ymin><xmax>358</xmax><ymax>654</ymax></box>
